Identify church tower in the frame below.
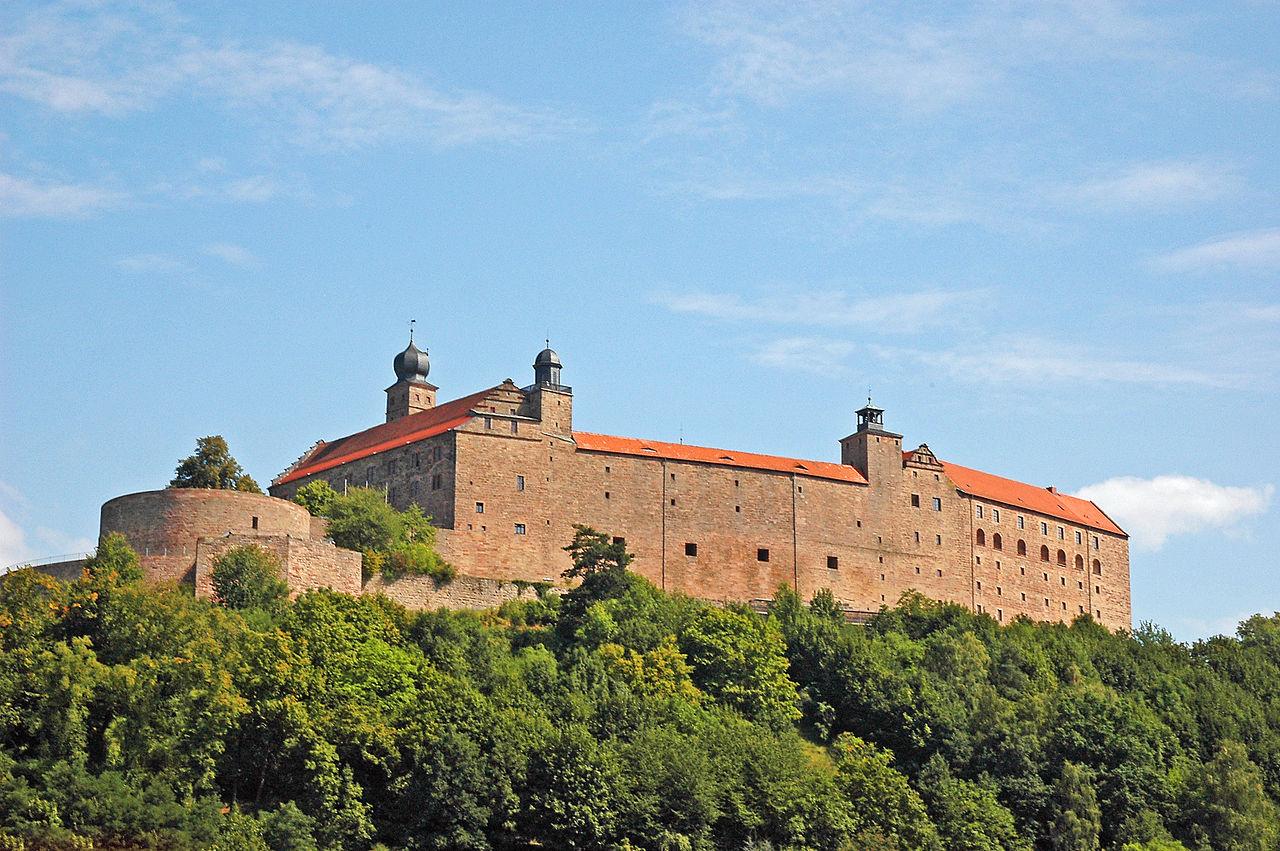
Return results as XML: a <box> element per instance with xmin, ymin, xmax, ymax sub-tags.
<box><xmin>385</xmin><ymin>334</ymin><xmax>437</xmax><ymax>422</ymax></box>
<box><xmin>840</xmin><ymin>399</ymin><xmax>903</xmax><ymax>482</ymax></box>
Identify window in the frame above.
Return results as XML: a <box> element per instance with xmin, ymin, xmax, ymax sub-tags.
<box><xmin>914</xmin><ymin>531</ymin><xmax>920</xmax><ymax>543</ymax></box>
<box><xmin>1045</xmin><ymin>598</ymin><xmax>1050</xmax><ymax>607</ymax></box>
<box><xmin>1061</xmin><ymin>576</ymin><xmax>1066</xmax><ymax>586</ymax></box>
<box><xmin>976</xmin><ymin>505</ymin><xmax>984</xmax><ymax>518</ymax></box>
<box><xmin>757</xmin><ymin>548</ymin><xmax>770</xmax><ymax>562</ymax></box>
<box><xmin>1058</xmin><ymin>526</ymin><xmax>1065</xmax><ymax>540</ymax></box>
<box><xmin>1092</xmin><ymin>536</ymin><xmax>1100</xmax><ymax>550</ymax></box>
<box><xmin>1075</xmin><ymin>530</ymin><xmax>1083</xmax><ymax>545</ymax></box>
<box><xmin>414</xmin><ymin>453</ymin><xmax>421</xmax><ymax>468</ymax></box>
<box><xmin>1093</xmin><ymin>559</ymin><xmax>1102</xmax><ymax>576</ymax></box>
<box><xmin>735</xmin><ymin>505</ymin><xmax>740</xmax><ymax>512</ymax></box>
<box><xmin>993</xmin><ymin>508</ymin><xmax>1000</xmax><ymax>522</ymax></box>
<box><xmin>251</xmin><ymin>515</ymin><xmax>259</xmax><ymax>530</ymax></box>
<box><xmin>1074</xmin><ymin>554</ymin><xmax>1083</xmax><ymax>570</ymax></box>
<box><xmin>432</xmin><ymin>473</ymin><xmax>442</xmax><ymax>490</ymax></box>
<box><xmin>685</xmin><ymin>542</ymin><xmax>698</xmax><ymax>557</ymax></box>
<box><xmin>993</xmin><ymin>533</ymin><xmax>1003</xmax><ymax>551</ymax></box>
<box><xmin>515</xmin><ymin>524</ymin><xmax>526</xmax><ymax>535</ymax></box>
<box><xmin>911</xmin><ymin>493</ymin><xmax>920</xmax><ymax>507</ymax></box>
<box><xmin>1040</xmin><ymin>545</ymin><xmax>1050</xmax><ymax>562</ymax></box>
<box><xmin>976</xmin><ymin>580</ymin><xmax>983</xmax><ymax>590</ymax></box>
<box><xmin>605</xmin><ymin>465</ymin><xmax>611</xmax><ymax>474</ymax></box>
<box><xmin>998</xmin><ymin>609</ymin><xmax>1004</xmax><ymax>621</ymax></box>
<box><xmin>670</xmin><ymin>498</ymin><xmax>676</xmax><ymax>506</ymax></box>
<box><xmin>434</xmin><ymin>446</ymin><xmax>443</xmax><ymax>461</ymax></box>
<box><xmin>670</xmin><ymin>472</ymin><xmax>676</xmax><ymax>481</ymax></box>
<box><xmin>1017</xmin><ymin>515</ymin><xmax>1025</xmax><ymax>529</ymax></box>
<box><xmin>1041</xmin><ymin>522</ymin><xmax>1048</xmax><ymax>535</ymax></box>
<box><xmin>1078</xmin><ymin>580</ymin><xmax>1084</xmax><ymax>589</ymax></box>
<box><xmin>516</xmin><ymin>475</ymin><xmax>525</xmax><ymax>491</ymax></box>
<box><xmin>936</xmin><ymin>568</ymin><xmax>943</xmax><ymax>577</ymax></box>
<box><xmin>932</xmin><ymin>497</ymin><xmax>942</xmax><ymax>511</ymax></box>
<box><xmin>510</xmin><ymin>420</ymin><xmax>518</xmax><ymax>434</ymax></box>
<box><xmin>1021</xmin><ymin>592</ymin><xmax>1027</xmax><ymax>601</ymax></box>
<box><xmin>997</xmin><ymin>586</ymin><xmax>1002</xmax><ymax>596</ymax></box>
<box><xmin>915</xmin><ymin>566</ymin><xmax>921</xmax><ymax>574</ymax></box>
<box><xmin>484</xmin><ymin>417</ymin><xmax>493</xmax><ymax>429</ymax></box>
<box><xmin>936</xmin><ymin>534</ymin><xmax>942</xmax><ymax>545</ymax></box>
<box><xmin>475</xmin><ymin>502</ymin><xmax>485</xmax><ymax>514</ymax></box>
<box><xmin>976</xmin><ymin>529</ymin><xmax>986</xmax><ymax>546</ymax></box>
<box><xmin>827</xmin><ymin>556</ymin><xmax>839</xmax><ymax>570</ymax></box>
<box><xmin>1057</xmin><ymin>549</ymin><xmax>1067</xmax><ymax>566</ymax></box>
<box><xmin>1017</xmin><ymin>539</ymin><xmax>1027</xmax><ymax>556</ymax></box>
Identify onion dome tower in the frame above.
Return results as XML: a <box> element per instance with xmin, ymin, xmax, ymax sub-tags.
<box><xmin>385</xmin><ymin>326</ymin><xmax>438</xmax><ymax>422</ymax></box>
<box><xmin>533</xmin><ymin>343</ymin><xmax>563</xmax><ymax>388</ymax></box>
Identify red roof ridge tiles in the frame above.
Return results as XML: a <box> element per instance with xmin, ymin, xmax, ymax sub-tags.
<box><xmin>935</xmin><ymin>458</ymin><xmax>1126</xmax><ymax>537</ymax></box>
<box><xmin>573</xmin><ymin>432</ymin><xmax>868</xmax><ymax>484</ymax></box>
<box><xmin>274</xmin><ymin>386</ymin><xmax>501</xmax><ymax>486</ymax></box>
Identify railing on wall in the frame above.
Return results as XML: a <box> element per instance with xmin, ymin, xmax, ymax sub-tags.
<box><xmin>1</xmin><ymin>551</ymin><xmax>94</xmax><ymax>576</ymax></box>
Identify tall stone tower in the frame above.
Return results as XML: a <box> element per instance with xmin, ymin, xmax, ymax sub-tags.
<box><xmin>385</xmin><ymin>336</ymin><xmax>437</xmax><ymax>422</ymax></box>
<box><xmin>522</xmin><ymin>344</ymin><xmax>572</xmax><ymax>437</ymax></box>
<box><xmin>840</xmin><ymin>400</ymin><xmax>903</xmax><ymax>482</ymax></box>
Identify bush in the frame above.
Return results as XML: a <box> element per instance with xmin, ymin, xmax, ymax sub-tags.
<box><xmin>210</xmin><ymin>545</ymin><xmax>289</xmax><ymax>610</ymax></box>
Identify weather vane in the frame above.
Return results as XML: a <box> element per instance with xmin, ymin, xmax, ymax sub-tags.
<box><xmin>409</xmin><ymin>318</ymin><xmax>416</xmax><ymax>343</ymax></box>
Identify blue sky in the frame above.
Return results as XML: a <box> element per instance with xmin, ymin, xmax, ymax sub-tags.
<box><xmin>1</xmin><ymin>1</ymin><xmax>1277</xmax><ymax>640</ymax></box>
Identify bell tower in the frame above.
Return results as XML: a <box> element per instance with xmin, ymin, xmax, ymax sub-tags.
<box><xmin>840</xmin><ymin>398</ymin><xmax>903</xmax><ymax>482</ymax></box>
<box><xmin>385</xmin><ymin>326</ymin><xmax>437</xmax><ymax>422</ymax></box>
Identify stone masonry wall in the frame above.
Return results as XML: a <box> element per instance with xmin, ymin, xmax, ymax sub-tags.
<box><xmin>194</xmin><ymin>533</ymin><xmax>361</xmax><ymax>600</ymax></box>
<box><xmin>363</xmin><ymin>572</ymin><xmax>553</xmax><ymax>611</ymax></box>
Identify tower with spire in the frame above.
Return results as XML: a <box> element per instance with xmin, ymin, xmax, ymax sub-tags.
<box><xmin>385</xmin><ymin>322</ymin><xmax>438</xmax><ymax>422</ymax></box>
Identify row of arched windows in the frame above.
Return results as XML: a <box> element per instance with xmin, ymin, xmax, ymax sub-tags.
<box><xmin>975</xmin><ymin>528</ymin><xmax>1103</xmax><ymax>575</ymax></box>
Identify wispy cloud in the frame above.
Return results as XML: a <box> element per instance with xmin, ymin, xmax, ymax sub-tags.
<box><xmin>1151</xmin><ymin>228</ymin><xmax>1280</xmax><ymax>273</ymax></box>
<box><xmin>655</xmin><ymin>288</ymin><xmax>984</xmax><ymax>333</ymax></box>
<box><xmin>753</xmin><ymin>337</ymin><xmax>854</xmax><ymax>374</ymax></box>
<box><xmin>0</xmin><ymin>171</ymin><xmax>121</xmax><ymax>217</ymax></box>
<box><xmin>1066</xmin><ymin>161</ymin><xmax>1238</xmax><ymax>210</ymax></box>
<box><xmin>0</xmin><ymin>3</ymin><xmax>582</xmax><ymax>149</ymax></box>
<box><xmin>873</xmin><ymin>336</ymin><xmax>1243</xmax><ymax>389</ymax></box>
<box><xmin>114</xmin><ymin>253</ymin><xmax>194</xmax><ymax>275</ymax></box>
<box><xmin>0</xmin><ymin>481</ymin><xmax>93</xmax><ymax>570</ymax></box>
<box><xmin>202</xmin><ymin>242</ymin><xmax>256</xmax><ymax>267</ymax></box>
<box><xmin>1075</xmin><ymin>475</ymin><xmax>1273</xmax><ymax>551</ymax></box>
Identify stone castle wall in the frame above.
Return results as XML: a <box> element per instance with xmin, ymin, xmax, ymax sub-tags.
<box><xmin>363</xmin><ymin>572</ymin><xmax>551</xmax><ymax>611</ymax></box>
<box><xmin>193</xmin><ymin>533</ymin><xmax>362</xmax><ymax>600</ymax></box>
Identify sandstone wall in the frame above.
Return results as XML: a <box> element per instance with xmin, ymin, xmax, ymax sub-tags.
<box><xmin>193</xmin><ymin>533</ymin><xmax>362</xmax><ymax>600</ymax></box>
<box><xmin>363</xmin><ymin>572</ymin><xmax>553</xmax><ymax>610</ymax></box>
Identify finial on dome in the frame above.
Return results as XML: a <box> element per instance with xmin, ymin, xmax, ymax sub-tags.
<box><xmin>393</xmin><ymin>332</ymin><xmax>430</xmax><ymax>383</ymax></box>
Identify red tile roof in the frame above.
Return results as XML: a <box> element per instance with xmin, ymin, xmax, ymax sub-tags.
<box><xmin>938</xmin><ymin>460</ymin><xmax>1126</xmax><ymax>537</ymax></box>
<box><xmin>573</xmin><ymin>432</ymin><xmax>868</xmax><ymax>484</ymax></box>
<box><xmin>274</xmin><ymin>387</ymin><xmax>499</xmax><ymax>486</ymax></box>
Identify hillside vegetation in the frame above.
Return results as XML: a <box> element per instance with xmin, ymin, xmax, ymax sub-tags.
<box><xmin>1</xmin><ymin>531</ymin><xmax>1278</xmax><ymax>850</ymax></box>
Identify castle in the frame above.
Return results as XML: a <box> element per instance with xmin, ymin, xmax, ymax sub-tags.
<box><xmin>257</xmin><ymin>338</ymin><xmax>1131</xmax><ymax>629</ymax></box>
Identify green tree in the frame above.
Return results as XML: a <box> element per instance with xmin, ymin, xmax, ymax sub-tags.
<box><xmin>297</xmin><ymin>486</ymin><xmax>452</xmax><ymax>580</ymax></box>
<box><xmin>679</xmin><ymin>606</ymin><xmax>800</xmax><ymax>730</ymax></box>
<box><xmin>1048</xmin><ymin>763</ymin><xmax>1102</xmax><ymax>851</ymax></box>
<box><xmin>211</xmin><ymin>545</ymin><xmax>289</xmax><ymax>611</ymax></box>
<box><xmin>562</xmin><ymin>524</ymin><xmax>633</xmax><ymax>580</ymax></box>
<box><xmin>292</xmin><ymin>480</ymin><xmax>338</xmax><ymax>517</ymax></box>
<box><xmin>170</xmin><ymin>435</ymin><xmax>261</xmax><ymax>492</ymax></box>
<box><xmin>1181</xmin><ymin>741</ymin><xmax>1279</xmax><ymax>851</ymax></box>
<box><xmin>83</xmin><ymin>532</ymin><xmax>143</xmax><ymax>585</ymax></box>
<box><xmin>917</xmin><ymin>755</ymin><xmax>1028</xmax><ymax>851</ymax></box>
<box><xmin>831</xmin><ymin>733</ymin><xmax>940</xmax><ymax>850</ymax></box>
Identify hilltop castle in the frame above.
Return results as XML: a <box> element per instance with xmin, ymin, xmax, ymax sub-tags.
<box><xmin>262</xmin><ymin>338</ymin><xmax>1131</xmax><ymax>629</ymax></box>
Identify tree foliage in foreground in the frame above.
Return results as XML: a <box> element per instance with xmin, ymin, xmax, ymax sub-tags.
<box><xmin>1</xmin><ymin>528</ymin><xmax>1278</xmax><ymax>850</ymax></box>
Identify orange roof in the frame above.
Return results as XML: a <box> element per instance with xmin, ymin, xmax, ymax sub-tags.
<box><xmin>274</xmin><ymin>387</ymin><xmax>499</xmax><ymax>485</ymax></box>
<box><xmin>574</xmin><ymin>432</ymin><xmax>868</xmax><ymax>484</ymax></box>
<box><xmin>938</xmin><ymin>460</ymin><xmax>1126</xmax><ymax>537</ymax></box>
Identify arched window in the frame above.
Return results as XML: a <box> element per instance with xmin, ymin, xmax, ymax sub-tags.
<box><xmin>1092</xmin><ymin>559</ymin><xmax>1102</xmax><ymax>576</ymax></box>
<box><xmin>1017</xmin><ymin>539</ymin><xmax>1027</xmax><ymax>556</ymax></box>
<box><xmin>1057</xmin><ymin>549</ymin><xmax>1067</xmax><ymax>566</ymax></box>
<box><xmin>976</xmin><ymin>529</ymin><xmax>986</xmax><ymax>547</ymax></box>
<box><xmin>993</xmin><ymin>533</ymin><xmax>1003</xmax><ymax>551</ymax></box>
<box><xmin>1040</xmin><ymin>545</ymin><xmax>1050</xmax><ymax>562</ymax></box>
<box><xmin>1074</xmin><ymin>554</ymin><xmax>1084</xmax><ymax>570</ymax></box>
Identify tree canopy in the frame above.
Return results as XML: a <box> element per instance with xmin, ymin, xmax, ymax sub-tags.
<box><xmin>170</xmin><ymin>435</ymin><xmax>261</xmax><ymax>492</ymax></box>
<box><xmin>1</xmin><ymin>530</ymin><xmax>1278</xmax><ymax>850</ymax></box>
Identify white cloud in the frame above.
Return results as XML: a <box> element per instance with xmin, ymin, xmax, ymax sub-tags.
<box><xmin>0</xmin><ymin>504</ymin><xmax>31</xmax><ymax>570</ymax></box>
<box><xmin>655</xmin><ymin>288</ymin><xmax>984</xmax><ymax>333</ymax></box>
<box><xmin>0</xmin><ymin>3</ymin><xmax>581</xmax><ymax>148</ymax></box>
<box><xmin>1067</xmin><ymin>161</ymin><xmax>1237</xmax><ymax>210</ymax></box>
<box><xmin>0</xmin><ymin>171</ymin><xmax>121</xmax><ymax>217</ymax></box>
<box><xmin>1074</xmin><ymin>475</ymin><xmax>1273</xmax><ymax>551</ymax></box>
<box><xmin>223</xmin><ymin>175</ymin><xmax>283</xmax><ymax>202</ymax></box>
<box><xmin>644</xmin><ymin>100</ymin><xmax>740</xmax><ymax>141</ymax></box>
<box><xmin>202</xmin><ymin>242</ymin><xmax>256</xmax><ymax>267</ymax></box>
<box><xmin>875</xmin><ymin>336</ymin><xmax>1243</xmax><ymax>389</ymax></box>
<box><xmin>1152</xmin><ymin>228</ymin><xmax>1280</xmax><ymax>273</ymax></box>
<box><xmin>753</xmin><ymin>337</ymin><xmax>855</xmax><ymax>374</ymax></box>
<box><xmin>114</xmin><ymin>253</ymin><xmax>193</xmax><ymax>275</ymax></box>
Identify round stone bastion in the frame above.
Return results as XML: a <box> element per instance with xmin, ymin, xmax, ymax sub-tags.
<box><xmin>100</xmin><ymin>488</ymin><xmax>314</xmax><ymax>585</ymax></box>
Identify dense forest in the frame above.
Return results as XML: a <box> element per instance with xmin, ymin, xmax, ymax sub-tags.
<box><xmin>1</xmin><ymin>527</ymin><xmax>1278</xmax><ymax>850</ymax></box>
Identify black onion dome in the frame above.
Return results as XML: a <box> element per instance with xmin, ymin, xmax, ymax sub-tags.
<box><xmin>533</xmin><ymin>347</ymin><xmax>561</xmax><ymax>368</ymax></box>
<box><xmin>394</xmin><ymin>341</ymin><xmax>430</xmax><ymax>382</ymax></box>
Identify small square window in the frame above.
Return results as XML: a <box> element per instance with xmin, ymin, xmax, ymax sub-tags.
<box><xmin>605</xmin><ymin>465</ymin><xmax>611</xmax><ymax>474</ymax></box>
<box><xmin>997</xmin><ymin>586</ymin><xmax>1002</xmax><ymax>595</ymax></box>
<box><xmin>1058</xmin><ymin>526</ymin><xmax>1065</xmax><ymax>540</ymax></box>
<box><xmin>998</xmin><ymin>609</ymin><xmax>1003</xmax><ymax>621</ymax></box>
<box><xmin>880</xmin><ymin>573</ymin><xmax>886</xmax><ymax>581</ymax></box>
<box><xmin>1021</xmin><ymin>592</ymin><xmax>1026</xmax><ymax>601</ymax></box>
<box><xmin>1092</xmin><ymin>536</ymin><xmax>1100</xmax><ymax>550</ymax></box>
<box><xmin>475</xmin><ymin>502</ymin><xmax>485</xmax><ymax>514</ymax></box>
<box><xmin>685</xmin><ymin>542</ymin><xmax>697</xmax><ymax>557</ymax></box>
<box><xmin>932</xmin><ymin>497</ymin><xmax>942</xmax><ymax>511</ymax></box>
<box><xmin>432</xmin><ymin>474</ymin><xmax>442</xmax><ymax>490</ymax></box>
<box><xmin>1075</xmin><ymin>530</ymin><xmax>1082</xmax><ymax>545</ymax></box>
<box><xmin>670</xmin><ymin>498</ymin><xmax>676</xmax><ymax>506</ymax></box>
<box><xmin>976</xmin><ymin>505</ymin><xmax>984</xmax><ymax>518</ymax></box>
<box><xmin>936</xmin><ymin>568</ymin><xmax>943</xmax><ymax>577</ymax></box>
<box><xmin>604</xmin><ymin>491</ymin><xmax>610</xmax><ymax>499</ymax></box>
<box><xmin>827</xmin><ymin>556</ymin><xmax>839</xmax><ymax>570</ymax></box>
<box><xmin>515</xmin><ymin>524</ymin><xmax>526</xmax><ymax>535</ymax></box>
<box><xmin>516</xmin><ymin>475</ymin><xmax>525</xmax><ymax>491</ymax></box>
<box><xmin>414</xmin><ymin>453</ymin><xmax>421</xmax><ymax>468</ymax></box>
<box><xmin>914</xmin><ymin>531</ymin><xmax>920</xmax><ymax>543</ymax></box>
<box><xmin>915</xmin><ymin>566</ymin><xmax>921</xmax><ymax>574</ymax></box>
<box><xmin>936</xmin><ymin>534</ymin><xmax>942</xmax><ymax>545</ymax></box>
<box><xmin>434</xmin><ymin>446</ymin><xmax>443</xmax><ymax>461</ymax></box>
<box><xmin>484</xmin><ymin>417</ymin><xmax>493</xmax><ymax>429</ymax></box>
<box><xmin>511</xmin><ymin>420</ymin><xmax>519</xmax><ymax>434</ymax></box>
<box><xmin>1017</xmin><ymin>515</ymin><xmax>1025</xmax><ymax>529</ymax></box>
<box><xmin>911</xmin><ymin>493</ymin><xmax>920</xmax><ymax>507</ymax></box>
<box><xmin>757</xmin><ymin>548</ymin><xmax>770</xmax><ymax>562</ymax></box>
<box><xmin>251</xmin><ymin>515</ymin><xmax>259</xmax><ymax>530</ymax></box>
<box><xmin>993</xmin><ymin>509</ymin><xmax>1000</xmax><ymax>522</ymax></box>
<box><xmin>1041</xmin><ymin>522</ymin><xmax>1048</xmax><ymax>535</ymax></box>
<box><xmin>735</xmin><ymin>505</ymin><xmax>741</xmax><ymax>513</ymax></box>
<box><xmin>976</xmin><ymin>581</ymin><xmax>982</xmax><ymax>590</ymax></box>
<box><xmin>670</xmin><ymin>472</ymin><xmax>676</xmax><ymax>481</ymax></box>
